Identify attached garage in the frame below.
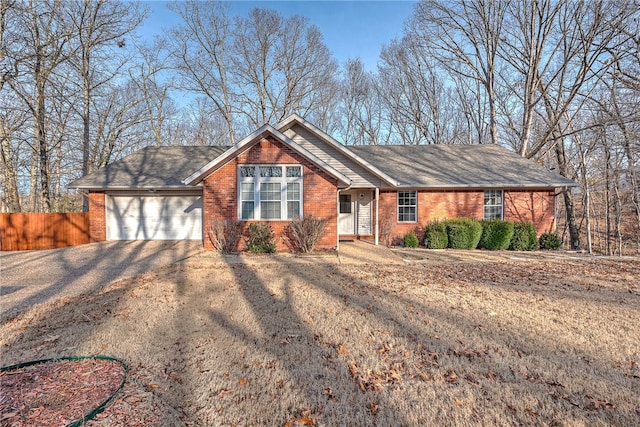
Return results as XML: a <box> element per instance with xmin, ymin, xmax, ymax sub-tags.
<box><xmin>106</xmin><ymin>192</ymin><xmax>203</xmax><ymax>240</ymax></box>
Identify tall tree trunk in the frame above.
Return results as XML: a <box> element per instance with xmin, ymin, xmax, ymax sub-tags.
<box><xmin>35</xmin><ymin>54</ymin><xmax>51</xmax><ymax>212</ymax></box>
<box><xmin>29</xmin><ymin>148</ymin><xmax>39</xmax><ymax>212</ymax></box>
<box><xmin>0</xmin><ymin>125</ymin><xmax>21</xmax><ymax>212</ymax></box>
<box><xmin>554</xmin><ymin>137</ymin><xmax>581</xmax><ymax>250</ymax></box>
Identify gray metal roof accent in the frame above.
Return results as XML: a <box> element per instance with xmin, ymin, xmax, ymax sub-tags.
<box><xmin>68</xmin><ymin>146</ymin><xmax>230</xmax><ymax>189</ymax></box>
<box><xmin>348</xmin><ymin>144</ymin><xmax>577</xmax><ymax>188</ymax></box>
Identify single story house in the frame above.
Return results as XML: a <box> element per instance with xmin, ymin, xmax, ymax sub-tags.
<box><xmin>69</xmin><ymin>114</ymin><xmax>577</xmax><ymax>251</ymax></box>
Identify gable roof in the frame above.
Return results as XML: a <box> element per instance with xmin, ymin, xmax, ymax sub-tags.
<box><xmin>277</xmin><ymin>114</ymin><xmax>399</xmax><ymax>187</ymax></box>
<box><xmin>349</xmin><ymin>144</ymin><xmax>577</xmax><ymax>189</ymax></box>
<box><xmin>183</xmin><ymin>123</ymin><xmax>351</xmax><ymax>187</ymax></box>
<box><xmin>68</xmin><ymin>146</ymin><xmax>229</xmax><ymax>190</ymax></box>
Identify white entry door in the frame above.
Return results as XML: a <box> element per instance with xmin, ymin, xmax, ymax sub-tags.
<box><xmin>107</xmin><ymin>193</ymin><xmax>203</xmax><ymax>240</ymax></box>
<box><xmin>338</xmin><ymin>193</ymin><xmax>355</xmax><ymax>235</ymax></box>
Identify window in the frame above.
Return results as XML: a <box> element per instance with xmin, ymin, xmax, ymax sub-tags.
<box><xmin>484</xmin><ymin>190</ymin><xmax>503</xmax><ymax>220</ymax></box>
<box><xmin>339</xmin><ymin>194</ymin><xmax>352</xmax><ymax>214</ymax></box>
<box><xmin>398</xmin><ymin>191</ymin><xmax>417</xmax><ymax>222</ymax></box>
<box><xmin>239</xmin><ymin>165</ymin><xmax>302</xmax><ymax>220</ymax></box>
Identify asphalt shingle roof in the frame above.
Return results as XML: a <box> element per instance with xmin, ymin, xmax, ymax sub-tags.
<box><xmin>68</xmin><ymin>146</ymin><xmax>230</xmax><ymax>189</ymax></box>
<box><xmin>69</xmin><ymin>143</ymin><xmax>576</xmax><ymax>190</ymax></box>
<box><xmin>348</xmin><ymin>144</ymin><xmax>576</xmax><ymax>188</ymax></box>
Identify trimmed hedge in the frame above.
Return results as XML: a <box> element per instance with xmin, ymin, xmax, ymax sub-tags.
<box><xmin>424</xmin><ymin>221</ymin><xmax>448</xmax><ymax>249</ymax></box>
<box><xmin>403</xmin><ymin>231</ymin><xmax>419</xmax><ymax>248</ymax></box>
<box><xmin>509</xmin><ymin>222</ymin><xmax>538</xmax><ymax>251</ymax></box>
<box><xmin>478</xmin><ymin>220</ymin><xmax>514</xmax><ymax>250</ymax></box>
<box><xmin>445</xmin><ymin>218</ymin><xmax>482</xmax><ymax>249</ymax></box>
<box><xmin>539</xmin><ymin>232</ymin><xmax>562</xmax><ymax>250</ymax></box>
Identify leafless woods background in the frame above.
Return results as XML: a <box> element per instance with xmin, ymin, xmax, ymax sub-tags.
<box><xmin>1</xmin><ymin>0</ymin><xmax>638</xmax><ymax>254</ymax></box>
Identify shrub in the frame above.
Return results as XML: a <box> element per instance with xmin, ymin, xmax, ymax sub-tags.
<box><xmin>246</xmin><ymin>223</ymin><xmax>276</xmax><ymax>253</ymax></box>
<box><xmin>403</xmin><ymin>231</ymin><xmax>419</xmax><ymax>248</ymax></box>
<box><xmin>539</xmin><ymin>232</ymin><xmax>562</xmax><ymax>250</ymax></box>
<box><xmin>509</xmin><ymin>222</ymin><xmax>538</xmax><ymax>251</ymax></box>
<box><xmin>285</xmin><ymin>216</ymin><xmax>328</xmax><ymax>253</ymax></box>
<box><xmin>378</xmin><ymin>209</ymin><xmax>395</xmax><ymax>247</ymax></box>
<box><xmin>445</xmin><ymin>218</ymin><xmax>482</xmax><ymax>249</ymax></box>
<box><xmin>478</xmin><ymin>220</ymin><xmax>515</xmax><ymax>250</ymax></box>
<box><xmin>424</xmin><ymin>221</ymin><xmax>448</xmax><ymax>249</ymax></box>
<box><xmin>208</xmin><ymin>220</ymin><xmax>243</xmax><ymax>253</ymax></box>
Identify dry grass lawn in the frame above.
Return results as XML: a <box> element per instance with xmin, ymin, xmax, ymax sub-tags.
<box><xmin>1</xmin><ymin>245</ymin><xmax>639</xmax><ymax>426</ymax></box>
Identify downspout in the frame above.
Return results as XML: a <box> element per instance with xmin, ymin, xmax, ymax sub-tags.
<box><xmin>375</xmin><ymin>187</ymin><xmax>379</xmax><ymax>245</ymax></box>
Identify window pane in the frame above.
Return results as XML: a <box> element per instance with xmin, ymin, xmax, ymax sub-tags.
<box><xmin>260</xmin><ymin>182</ymin><xmax>280</xmax><ymax>201</ymax></box>
<box><xmin>398</xmin><ymin>191</ymin><xmax>417</xmax><ymax>222</ymax></box>
<box><xmin>260</xmin><ymin>166</ymin><xmax>282</xmax><ymax>177</ymax></box>
<box><xmin>241</xmin><ymin>183</ymin><xmax>254</xmax><ymax>201</ymax></box>
<box><xmin>286</xmin><ymin>166</ymin><xmax>301</xmax><ymax>177</ymax></box>
<box><xmin>339</xmin><ymin>194</ymin><xmax>351</xmax><ymax>214</ymax></box>
<box><xmin>287</xmin><ymin>201</ymin><xmax>300</xmax><ymax>219</ymax></box>
<box><xmin>399</xmin><ymin>206</ymin><xmax>416</xmax><ymax>222</ymax></box>
<box><xmin>240</xmin><ymin>166</ymin><xmax>255</xmax><ymax>178</ymax></box>
<box><xmin>287</xmin><ymin>183</ymin><xmax>300</xmax><ymax>200</ymax></box>
<box><xmin>261</xmin><ymin>201</ymin><xmax>281</xmax><ymax>219</ymax></box>
<box><xmin>241</xmin><ymin>202</ymin><xmax>254</xmax><ymax>219</ymax></box>
<box><xmin>483</xmin><ymin>190</ymin><xmax>503</xmax><ymax>220</ymax></box>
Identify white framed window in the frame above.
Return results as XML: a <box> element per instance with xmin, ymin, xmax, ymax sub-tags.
<box><xmin>398</xmin><ymin>190</ymin><xmax>417</xmax><ymax>222</ymax></box>
<box><xmin>484</xmin><ymin>190</ymin><xmax>503</xmax><ymax>220</ymax></box>
<box><xmin>238</xmin><ymin>165</ymin><xmax>303</xmax><ymax>220</ymax></box>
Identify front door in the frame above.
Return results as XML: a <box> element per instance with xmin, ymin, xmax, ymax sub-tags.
<box><xmin>338</xmin><ymin>193</ymin><xmax>355</xmax><ymax>235</ymax></box>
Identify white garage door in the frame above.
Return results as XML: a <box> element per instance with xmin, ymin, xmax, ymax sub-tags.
<box><xmin>107</xmin><ymin>193</ymin><xmax>203</xmax><ymax>240</ymax></box>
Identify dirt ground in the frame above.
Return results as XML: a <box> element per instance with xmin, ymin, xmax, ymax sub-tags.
<box><xmin>1</xmin><ymin>243</ymin><xmax>639</xmax><ymax>426</ymax></box>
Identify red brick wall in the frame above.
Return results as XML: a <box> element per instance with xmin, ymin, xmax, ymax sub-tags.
<box><xmin>88</xmin><ymin>191</ymin><xmax>106</xmax><ymax>242</ymax></box>
<box><xmin>203</xmin><ymin>136</ymin><xmax>338</xmax><ymax>251</ymax></box>
<box><xmin>378</xmin><ymin>189</ymin><xmax>554</xmax><ymax>243</ymax></box>
<box><xmin>504</xmin><ymin>190</ymin><xmax>556</xmax><ymax>235</ymax></box>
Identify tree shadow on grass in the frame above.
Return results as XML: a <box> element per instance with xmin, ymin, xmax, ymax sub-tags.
<box><xmin>2</xmin><ymin>252</ymin><xmax>638</xmax><ymax>425</ymax></box>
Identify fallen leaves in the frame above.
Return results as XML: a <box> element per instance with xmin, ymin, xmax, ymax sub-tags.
<box><xmin>0</xmin><ymin>359</ymin><xmax>125</xmax><ymax>426</ymax></box>
<box><xmin>337</xmin><ymin>343</ymin><xmax>349</xmax><ymax>356</ymax></box>
<box><xmin>347</xmin><ymin>359</ymin><xmax>402</xmax><ymax>392</ymax></box>
<box><xmin>283</xmin><ymin>409</ymin><xmax>316</xmax><ymax>426</ymax></box>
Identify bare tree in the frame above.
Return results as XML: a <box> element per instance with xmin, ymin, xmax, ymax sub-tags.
<box><xmin>130</xmin><ymin>39</ymin><xmax>181</xmax><ymax>146</ymax></box>
<box><xmin>3</xmin><ymin>0</ymin><xmax>69</xmax><ymax>211</ymax></box>
<box><xmin>498</xmin><ymin>0</ymin><xmax>562</xmax><ymax>155</ymax></box>
<box><xmin>340</xmin><ymin>58</ymin><xmax>389</xmax><ymax>145</ymax></box>
<box><xmin>63</xmin><ymin>0</ymin><xmax>145</xmax><ymax>180</ymax></box>
<box><xmin>412</xmin><ymin>0</ymin><xmax>506</xmax><ymax>145</ymax></box>
<box><xmin>168</xmin><ymin>0</ymin><xmax>237</xmax><ymax>143</ymax></box>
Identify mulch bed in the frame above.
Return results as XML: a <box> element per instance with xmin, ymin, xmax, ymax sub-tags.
<box><xmin>0</xmin><ymin>358</ymin><xmax>125</xmax><ymax>426</ymax></box>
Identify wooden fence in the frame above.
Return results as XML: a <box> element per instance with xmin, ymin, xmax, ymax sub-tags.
<box><xmin>0</xmin><ymin>212</ymin><xmax>90</xmax><ymax>251</ymax></box>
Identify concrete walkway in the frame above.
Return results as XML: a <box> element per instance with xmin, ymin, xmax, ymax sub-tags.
<box><xmin>0</xmin><ymin>241</ymin><xmax>202</xmax><ymax>321</ymax></box>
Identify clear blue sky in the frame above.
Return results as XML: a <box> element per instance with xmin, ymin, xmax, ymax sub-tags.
<box><xmin>137</xmin><ymin>1</ymin><xmax>417</xmax><ymax>71</ymax></box>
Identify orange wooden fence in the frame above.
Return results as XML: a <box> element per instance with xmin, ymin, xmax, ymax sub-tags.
<box><xmin>0</xmin><ymin>213</ymin><xmax>90</xmax><ymax>251</ymax></box>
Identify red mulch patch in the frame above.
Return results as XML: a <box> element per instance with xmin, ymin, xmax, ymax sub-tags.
<box><xmin>0</xmin><ymin>358</ymin><xmax>125</xmax><ymax>426</ymax></box>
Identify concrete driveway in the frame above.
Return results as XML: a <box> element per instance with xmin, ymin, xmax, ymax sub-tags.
<box><xmin>0</xmin><ymin>241</ymin><xmax>202</xmax><ymax>321</ymax></box>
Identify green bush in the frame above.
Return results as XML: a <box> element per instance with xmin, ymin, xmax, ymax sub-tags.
<box><xmin>509</xmin><ymin>222</ymin><xmax>538</xmax><ymax>251</ymax></box>
<box><xmin>424</xmin><ymin>221</ymin><xmax>448</xmax><ymax>249</ymax></box>
<box><xmin>478</xmin><ymin>220</ymin><xmax>515</xmax><ymax>250</ymax></box>
<box><xmin>403</xmin><ymin>231</ymin><xmax>420</xmax><ymax>248</ymax></box>
<box><xmin>539</xmin><ymin>232</ymin><xmax>562</xmax><ymax>250</ymax></box>
<box><xmin>246</xmin><ymin>223</ymin><xmax>276</xmax><ymax>253</ymax></box>
<box><xmin>445</xmin><ymin>218</ymin><xmax>482</xmax><ymax>249</ymax></box>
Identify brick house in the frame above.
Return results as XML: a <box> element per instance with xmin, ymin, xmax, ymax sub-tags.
<box><xmin>69</xmin><ymin>114</ymin><xmax>576</xmax><ymax>251</ymax></box>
